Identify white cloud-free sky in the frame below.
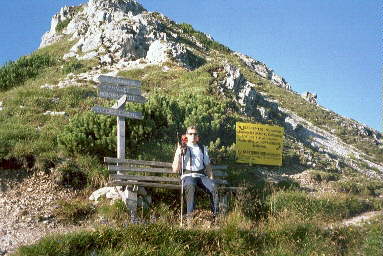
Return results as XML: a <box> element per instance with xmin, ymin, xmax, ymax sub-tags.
<box><xmin>0</xmin><ymin>0</ymin><xmax>380</xmax><ymax>131</ymax></box>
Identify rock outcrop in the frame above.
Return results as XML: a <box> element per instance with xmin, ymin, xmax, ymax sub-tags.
<box><xmin>40</xmin><ymin>0</ymin><xmax>198</xmax><ymax>69</ymax></box>
<box><xmin>218</xmin><ymin>63</ymin><xmax>279</xmax><ymax>121</ymax></box>
<box><xmin>234</xmin><ymin>52</ymin><xmax>291</xmax><ymax>90</ymax></box>
<box><xmin>301</xmin><ymin>91</ymin><xmax>317</xmax><ymax>104</ymax></box>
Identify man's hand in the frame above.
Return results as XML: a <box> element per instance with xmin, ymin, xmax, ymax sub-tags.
<box><xmin>206</xmin><ymin>164</ymin><xmax>214</xmax><ymax>180</ymax></box>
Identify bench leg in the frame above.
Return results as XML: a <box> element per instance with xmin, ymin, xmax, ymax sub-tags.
<box><xmin>123</xmin><ymin>185</ymin><xmax>138</xmax><ymax>223</ymax></box>
<box><xmin>219</xmin><ymin>191</ymin><xmax>229</xmax><ymax>215</ymax></box>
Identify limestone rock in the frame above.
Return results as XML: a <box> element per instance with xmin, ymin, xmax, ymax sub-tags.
<box><xmin>40</xmin><ymin>0</ymin><xmax>164</xmax><ymax>66</ymax></box>
<box><xmin>234</xmin><ymin>52</ymin><xmax>291</xmax><ymax>90</ymax></box>
<box><xmin>43</xmin><ymin>111</ymin><xmax>66</xmax><ymax>116</ymax></box>
<box><xmin>219</xmin><ymin>63</ymin><xmax>280</xmax><ymax>120</ymax></box>
<box><xmin>89</xmin><ymin>186</ymin><xmax>122</xmax><ymax>201</ymax></box>
<box><xmin>78</xmin><ymin>51</ymin><xmax>99</xmax><ymax>60</ymax></box>
<box><xmin>39</xmin><ymin>0</ymin><xmax>209</xmax><ymax>70</ymax></box>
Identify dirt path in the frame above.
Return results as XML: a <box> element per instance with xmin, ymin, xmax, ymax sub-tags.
<box><xmin>0</xmin><ymin>170</ymin><xmax>85</xmax><ymax>256</ymax></box>
<box><xmin>340</xmin><ymin>210</ymin><xmax>382</xmax><ymax>227</ymax></box>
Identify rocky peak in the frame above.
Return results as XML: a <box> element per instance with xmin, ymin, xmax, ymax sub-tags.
<box><xmin>87</xmin><ymin>0</ymin><xmax>146</xmax><ymax>16</ymax></box>
<box><xmin>40</xmin><ymin>0</ymin><xmax>186</xmax><ymax>68</ymax></box>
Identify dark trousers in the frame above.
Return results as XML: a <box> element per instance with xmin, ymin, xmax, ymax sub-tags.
<box><xmin>182</xmin><ymin>175</ymin><xmax>218</xmax><ymax>216</ymax></box>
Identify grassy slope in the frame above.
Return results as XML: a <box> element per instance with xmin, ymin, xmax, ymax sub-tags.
<box><xmin>0</xmin><ymin>18</ymin><xmax>382</xmax><ymax>256</ymax></box>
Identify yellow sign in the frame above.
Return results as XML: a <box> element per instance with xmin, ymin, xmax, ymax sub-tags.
<box><xmin>236</xmin><ymin>122</ymin><xmax>284</xmax><ymax>166</ymax></box>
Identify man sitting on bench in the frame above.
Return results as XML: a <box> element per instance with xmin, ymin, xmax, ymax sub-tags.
<box><xmin>172</xmin><ymin>126</ymin><xmax>219</xmax><ymax>220</ymax></box>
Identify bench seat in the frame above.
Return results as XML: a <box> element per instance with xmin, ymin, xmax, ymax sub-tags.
<box><xmin>105</xmin><ymin>157</ymin><xmax>230</xmax><ymax>189</ymax></box>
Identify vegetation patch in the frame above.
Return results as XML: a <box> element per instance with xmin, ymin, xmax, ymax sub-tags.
<box><xmin>62</xmin><ymin>59</ymin><xmax>85</xmax><ymax>74</ymax></box>
<box><xmin>309</xmin><ymin>170</ymin><xmax>340</xmax><ymax>183</ymax></box>
<box><xmin>97</xmin><ymin>199</ymin><xmax>131</xmax><ymax>224</ymax></box>
<box><xmin>58</xmin><ymin>92</ymin><xmax>237</xmax><ymax>161</ymax></box>
<box><xmin>53</xmin><ymin>161</ymin><xmax>87</xmax><ymax>189</ymax></box>
<box><xmin>268</xmin><ymin>190</ymin><xmax>377</xmax><ymax>222</ymax></box>
<box><xmin>177</xmin><ymin>23</ymin><xmax>231</xmax><ymax>53</ymax></box>
<box><xmin>335</xmin><ymin>177</ymin><xmax>383</xmax><ymax>197</ymax></box>
<box><xmin>0</xmin><ymin>54</ymin><xmax>56</xmax><ymax>91</ymax></box>
<box><xmin>56</xmin><ymin>19</ymin><xmax>71</xmax><ymax>33</ymax></box>
<box><xmin>54</xmin><ymin>199</ymin><xmax>96</xmax><ymax>224</ymax></box>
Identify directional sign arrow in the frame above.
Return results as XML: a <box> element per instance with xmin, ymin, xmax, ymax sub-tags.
<box><xmin>98</xmin><ymin>75</ymin><xmax>141</xmax><ymax>87</ymax></box>
<box><xmin>99</xmin><ymin>90</ymin><xmax>146</xmax><ymax>103</ymax></box>
<box><xmin>91</xmin><ymin>106</ymin><xmax>143</xmax><ymax>120</ymax></box>
<box><xmin>112</xmin><ymin>95</ymin><xmax>127</xmax><ymax>109</ymax></box>
<box><xmin>99</xmin><ymin>84</ymin><xmax>141</xmax><ymax>96</ymax></box>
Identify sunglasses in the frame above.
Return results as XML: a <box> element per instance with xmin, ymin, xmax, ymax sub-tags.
<box><xmin>187</xmin><ymin>133</ymin><xmax>198</xmax><ymax>136</ymax></box>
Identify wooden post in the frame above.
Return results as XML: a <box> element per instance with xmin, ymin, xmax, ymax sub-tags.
<box><xmin>117</xmin><ymin>116</ymin><xmax>125</xmax><ymax>160</ymax></box>
<box><xmin>112</xmin><ymin>95</ymin><xmax>128</xmax><ymax>161</ymax></box>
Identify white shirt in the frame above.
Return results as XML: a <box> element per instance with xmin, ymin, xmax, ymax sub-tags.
<box><xmin>180</xmin><ymin>143</ymin><xmax>210</xmax><ymax>179</ymax></box>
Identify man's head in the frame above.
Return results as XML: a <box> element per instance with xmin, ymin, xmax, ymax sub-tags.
<box><xmin>186</xmin><ymin>126</ymin><xmax>199</xmax><ymax>144</ymax></box>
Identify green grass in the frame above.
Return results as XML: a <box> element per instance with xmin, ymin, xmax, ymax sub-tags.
<box><xmin>34</xmin><ymin>36</ymin><xmax>77</xmax><ymax>59</ymax></box>
<box><xmin>54</xmin><ymin>199</ymin><xmax>96</xmax><ymax>224</ymax></box>
<box><xmin>268</xmin><ymin>190</ymin><xmax>379</xmax><ymax>222</ymax></box>
<box><xmin>335</xmin><ymin>177</ymin><xmax>383</xmax><ymax>197</ymax></box>
<box><xmin>15</xmin><ymin>214</ymin><xmax>383</xmax><ymax>256</ymax></box>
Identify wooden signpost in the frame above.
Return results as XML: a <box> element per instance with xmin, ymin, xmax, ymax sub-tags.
<box><xmin>92</xmin><ymin>75</ymin><xmax>147</xmax><ymax>222</ymax></box>
<box><xmin>92</xmin><ymin>75</ymin><xmax>146</xmax><ymax>160</ymax></box>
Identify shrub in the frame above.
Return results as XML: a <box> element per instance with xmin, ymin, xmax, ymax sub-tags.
<box><xmin>177</xmin><ymin>22</ymin><xmax>231</xmax><ymax>53</ymax></box>
<box><xmin>56</xmin><ymin>19</ymin><xmax>71</xmax><ymax>33</ymax></box>
<box><xmin>53</xmin><ymin>161</ymin><xmax>87</xmax><ymax>189</ymax></box>
<box><xmin>54</xmin><ymin>199</ymin><xmax>95</xmax><ymax>224</ymax></box>
<box><xmin>62</xmin><ymin>59</ymin><xmax>85</xmax><ymax>74</ymax></box>
<box><xmin>309</xmin><ymin>170</ymin><xmax>340</xmax><ymax>183</ymax></box>
<box><xmin>208</xmin><ymin>138</ymin><xmax>236</xmax><ymax>163</ymax></box>
<box><xmin>57</xmin><ymin>112</ymin><xmax>117</xmax><ymax>156</ymax></box>
<box><xmin>0</xmin><ymin>54</ymin><xmax>56</xmax><ymax>91</ymax></box>
<box><xmin>58</xmin><ymin>93</ymin><xmax>237</xmax><ymax>158</ymax></box>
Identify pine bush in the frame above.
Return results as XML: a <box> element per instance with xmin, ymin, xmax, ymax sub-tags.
<box><xmin>57</xmin><ymin>92</ymin><xmax>236</xmax><ymax>158</ymax></box>
<box><xmin>57</xmin><ymin>112</ymin><xmax>117</xmax><ymax>156</ymax></box>
<box><xmin>0</xmin><ymin>54</ymin><xmax>55</xmax><ymax>91</ymax></box>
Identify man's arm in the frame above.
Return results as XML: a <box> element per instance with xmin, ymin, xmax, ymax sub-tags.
<box><xmin>203</xmin><ymin>146</ymin><xmax>214</xmax><ymax>179</ymax></box>
<box><xmin>172</xmin><ymin>146</ymin><xmax>182</xmax><ymax>173</ymax></box>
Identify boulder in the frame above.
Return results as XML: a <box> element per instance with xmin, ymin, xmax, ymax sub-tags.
<box><xmin>89</xmin><ymin>186</ymin><xmax>122</xmax><ymax>201</ymax></box>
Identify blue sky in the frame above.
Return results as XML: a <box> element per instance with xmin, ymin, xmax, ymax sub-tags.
<box><xmin>0</xmin><ymin>0</ymin><xmax>380</xmax><ymax>131</ymax></box>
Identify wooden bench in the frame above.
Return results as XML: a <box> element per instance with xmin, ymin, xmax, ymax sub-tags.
<box><xmin>104</xmin><ymin>157</ymin><xmax>233</xmax><ymax>217</ymax></box>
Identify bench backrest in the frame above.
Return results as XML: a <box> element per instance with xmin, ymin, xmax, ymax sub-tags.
<box><xmin>104</xmin><ymin>157</ymin><xmax>228</xmax><ymax>189</ymax></box>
